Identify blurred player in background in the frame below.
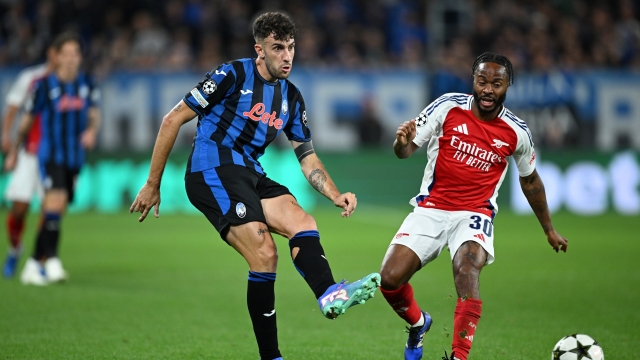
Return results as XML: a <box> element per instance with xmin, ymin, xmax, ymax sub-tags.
<box><xmin>1</xmin><ymin>46</ymin><xmax>55</xmax><ymax>278</ymax></box>
<box><xmin>130</xmin><ymin>12</ymin><xmax>380</xmax><ymax>360</ymax></box>
<box><xmin>378</xmin><ymin>53</ymin><xmax>568</xmax><ymax>360</ymax></box>
<box><xmin>5</xmin><ymin>32</ymin><xmax>101</xmax><ymax>285</ymax></box>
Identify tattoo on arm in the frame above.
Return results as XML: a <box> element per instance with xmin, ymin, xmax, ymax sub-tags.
<box><xmin>173</xmin><ymin>104</ymin><xmax>182</xmax><ymax>112</ymax></box>
<box><xmin>520</xmin><ymin>171</ymin><xmax>553</xmax><ymax>232</ymax></box>
<box><xmin>308</xmin><ymin>169</ymin><xmax>327</xmax><ymax>194</ymax></box>
<box><xmin>257</xmin><ymin>228</ymin><xmax>269</xmax><ymax>236</ymax></box>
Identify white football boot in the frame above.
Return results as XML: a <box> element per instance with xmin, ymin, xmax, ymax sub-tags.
<box><xmin>44</xmin><ymin>257</ymin><xmax>68</xmax><ymax>283</ymax></box>
<box><xmin>20</xmin><ymin>258</ymin><xmax>49</xmax><ymax>286</ymax></box>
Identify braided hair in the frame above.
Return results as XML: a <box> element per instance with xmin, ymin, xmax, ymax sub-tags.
<box><xmin>471</xmin><ymin>52</ymin><xmax>514</xmax><ymax>85</ymax></box>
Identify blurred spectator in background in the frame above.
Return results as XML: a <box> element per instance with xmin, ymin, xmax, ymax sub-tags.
<box><xmin>1</xmin><ymin>0</ymin><xmax>638</xmax><ymax>73</ymax></box>
<box><xmin>0</xmin><ymin>0</ymin><xmax>638</xmax><ymax>153</ymax></box>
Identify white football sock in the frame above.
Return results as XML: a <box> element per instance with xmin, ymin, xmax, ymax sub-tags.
<box><xmin>411</xmin><ymin>313</ymin><xmax>424</xmax><ymax>328</ymax></box>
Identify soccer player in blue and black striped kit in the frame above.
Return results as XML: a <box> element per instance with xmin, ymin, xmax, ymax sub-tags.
<box><xmin>130</xmin><ymin>12</ymin><xmax>380</xmax><ymax>360</ymax></box>
<box><xmin>5</xmin><ymin>32</ymin><xmax>100</xmax><ymax>285</ymax></box>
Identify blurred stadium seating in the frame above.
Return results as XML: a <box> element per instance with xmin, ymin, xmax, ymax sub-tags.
<box><xmin>1</xmin><ymin>0</ymin><xmax>639</xmax><ymax>215</ymax></box>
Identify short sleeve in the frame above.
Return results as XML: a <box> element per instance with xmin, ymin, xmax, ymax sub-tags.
<box><xmin>512</xmin><ymin>133</ymin><xmax>536</xmax><ymax>177</ymax></box>
<box><xmin>5</xmin><ymin>70</ymin><xmax>34</xmax><ymax>107</ymax></box>
<box><xmin>183</xmin><ymin>63</ymin><xmax>236</xmax><ymax>117</ymax></box>
<box><xmin>25</xmin><ymin>80</ymin><xmax>47</xmax><ymax>115</ymax></box>
<box><xmin>413</xmin><ymin>94</ymin><xmax>461</xmax><ymax>147</ymax></box>
<box><xmin>283</xmin><ymin>91</ymin><xmax>311</xmax><ymax>142</ymax></box>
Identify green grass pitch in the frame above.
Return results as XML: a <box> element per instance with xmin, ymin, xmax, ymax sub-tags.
<box><xmin>0</xmin><ymin>207</ymin><xmax>638</xmax><ymax>359</ymax></box>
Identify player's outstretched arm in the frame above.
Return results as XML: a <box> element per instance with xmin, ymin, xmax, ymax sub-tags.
<box><xmin>292</xmin><ymin>140</ymin><xmax>357</xmax><ymax>217</ymax></box>
<box><xmin>519</xmin><ymin>169</ymin><xmax>568</xmax><ymax>253</ymax></box>
<box><xmin>393</xmin><ymin>119</ymin><xmax>419</xmax><ymax>159</ymax></box>
<box><xmin>130</xmin><ymin>100</ymin><xmax>196</xmax><ymax>222</ymax></box>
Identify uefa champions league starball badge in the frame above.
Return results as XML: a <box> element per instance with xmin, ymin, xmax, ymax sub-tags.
<box><xmin>202</xmin><ymin>80</ymin><xmax>217</xmax><ymax>95</ymax></box>
<box><xmin>416</xmin><ymin>112</ymin><xmax>427</xmax><ymax>127</ymax></box>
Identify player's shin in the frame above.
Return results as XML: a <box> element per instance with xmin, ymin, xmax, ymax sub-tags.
<box><xmin>247</xmin><ymin>271</ymin><xmax>281</xmax><ymax>360</ymax></box>
<box><xmin>33</xmin><ymin>212</ymin><xmax>61</xmax><ymax>260</ymax></box>
<box><xmin>6</xmin><ymin>213</ymin><xmax>25</xmax><ymax>254</ymax></box>
<box><xmin>380</xmin><ymin>283</ymin><xmax>424</xmax><ymax>326</ymax></box>
<box><xmin>451</xmin><ymin>298</ymin><xmax>482</xmax><ymax>360</ymax></box>
<box><xmin>288</xmin><ymin>230</ymin><xmax>336</xmax><ymax>299</ymax></box>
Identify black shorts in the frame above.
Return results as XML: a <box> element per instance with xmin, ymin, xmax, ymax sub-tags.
<box><xmin>185</xmin><ymin>165</ymin><xmax>292</xmax><ymax>240</ymax></box>
<box><xmin>41</xmin><ymin>163</ymin><xmax>80</xmax><ymax>203</ymax></box>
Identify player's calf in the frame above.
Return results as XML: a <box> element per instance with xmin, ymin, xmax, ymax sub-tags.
<box><xmin>288</xmin><ymin>230</ymin><xmax>335</xmax><ymax>298</ymax></box>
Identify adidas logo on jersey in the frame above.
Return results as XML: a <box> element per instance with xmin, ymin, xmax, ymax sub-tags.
<box><xmin>473</xmin><ymin>233</ymin><xmax>486</xmax><ymax>242</ymax></box>
<box><xmin>453</xmin><ymin>123</ymin><xmax>469</xmax><ymax>135</ymax></box>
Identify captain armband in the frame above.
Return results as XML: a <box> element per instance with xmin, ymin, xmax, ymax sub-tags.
<box><xmin>294</xmin><ymin>141</ymin><xmax>315</xmax><ymax>162</ymax></box>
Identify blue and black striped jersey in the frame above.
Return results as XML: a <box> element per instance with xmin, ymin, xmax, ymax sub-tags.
<box><xmin>29</xmin><ymin>72</ymin><xmax>99</xmax><ymax>170</ymax></box>
<box><xmin>183</xmin><ymin>58</ymin><xmax>311</xmax><ymax>174</ymax></box>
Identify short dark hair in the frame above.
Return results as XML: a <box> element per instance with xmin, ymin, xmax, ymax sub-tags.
<box><xmin>51</xmin><ymin>32</ymin><xmax>81</xmax><ymax>52</ymax></box>
<box><xmin>252</xmin><ymin>12</ymin><xmax>297</xmax><ymax>42</ymax></box>
<box><xmin>472</xmin><ymin>52</ymin><xmax>514</xmax><ymax>85</ymax></box>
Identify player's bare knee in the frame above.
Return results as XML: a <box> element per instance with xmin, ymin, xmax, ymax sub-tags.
<box><xmin>255</xmin><ymin>240</ymin><xmax>278</xmax><ymax>268</ymax></box>
<box><xmin>380</xmin><ymin>266</ymin><xmax>404</xmax><ymax>290</ymax></box>
<box><xmin>454</xmin><ymin>264</ymin><xmax>480</xmax><ymax>284</ymax></box>
<box><xmin>301</xmin><ymin>214</ymin><xmax>317</xmax><ymax>230</ymax></box>
<box><xmin>283</xmin><ymin>213</ymin><xmax>317</xmax><ymax>239</ymax></box>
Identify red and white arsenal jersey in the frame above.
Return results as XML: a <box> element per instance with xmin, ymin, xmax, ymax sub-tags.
<box><xmin>410</xmin><ymin>93</ymin><xmax>536</xmax><ymax>218</ymax></box>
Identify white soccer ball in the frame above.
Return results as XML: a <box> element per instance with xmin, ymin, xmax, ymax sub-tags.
<box><xmin>552</xmin><ymin>334</ymin><xmax>604</xmax><ymax>360</ymax></box>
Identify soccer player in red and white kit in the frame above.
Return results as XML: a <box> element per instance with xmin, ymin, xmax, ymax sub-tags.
<box><xmin>378</xmin><ymin>53</ymin><xmax>568</xmax><ymax>360</ymax></box>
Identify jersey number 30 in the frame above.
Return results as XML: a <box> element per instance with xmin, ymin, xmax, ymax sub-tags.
<box><xmin>469</xmin><ymin>215</ymin><xmax>493</xmax><ymax>237</ymax></box>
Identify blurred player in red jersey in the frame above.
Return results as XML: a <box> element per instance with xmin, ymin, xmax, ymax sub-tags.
<box><xmin>1</xmin><ymin>46</ymin><xmax>55</xmax><ymax>278</ymax></box>
<box><xmin>378</xmin><ymin>53</ymin><xmax>568</xmax><ymax>360</ymax></box>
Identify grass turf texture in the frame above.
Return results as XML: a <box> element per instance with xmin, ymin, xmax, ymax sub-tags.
<box><xmin>0</xmin><ymin>207</ymin><xmax>638</xmax><ymax>359</ymax></box>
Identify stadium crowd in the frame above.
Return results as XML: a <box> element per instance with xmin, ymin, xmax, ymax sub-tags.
<box><xmin>0</xmin><ymin>0</ymin><xmax>638</xmax><ymax>77</ymax></box>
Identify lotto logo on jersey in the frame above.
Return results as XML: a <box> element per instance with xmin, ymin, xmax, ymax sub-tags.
<box><xmin>243</xmin><ymin>103</ymin><xmax>284</xmax><ymax>129</ymax></box>
<box><xmin>57</xmin><ymin>95</ymin><xmax>86</xmax><ymax>112</ymax></box>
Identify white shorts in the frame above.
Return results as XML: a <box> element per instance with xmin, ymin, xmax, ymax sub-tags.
<box><xmin>390</xmin><ymin>207</ymin><xmax>495</xmax><ymax>267</ymax></box>
<box><xmin>4</xmin><ymin>149</ymin><xmax>43</xmax><ymax>203</ymax></box>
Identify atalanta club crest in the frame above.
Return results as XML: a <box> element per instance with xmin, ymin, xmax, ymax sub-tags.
<box><xmin>236</xmin><ymin>202</ymin><xmax>247</xmax><ymax>218</ymax></box>
<box><xmin>282</xmin><ymin>99</ymin><xmax>288</xmax><ymax>115</ymax></box>
<box><xmin>416</xmin><ymin>112</ymin><xmax>427</xmax><ymax>127</ymax></box>
<box><xmin>202</xmin><ymin>80</ymin><xmax>217</xmax><ymax>95</ymax></box>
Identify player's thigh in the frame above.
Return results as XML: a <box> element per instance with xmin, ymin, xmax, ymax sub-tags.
<box><xmin>388</xmin><ymin>208</ymin><xmax>449</xmax><ymax>269</ymax></box>
<box><xmin>185</xmin><ymin>166</ymin><xmax>265</xmax><ymax>241</ymax></box>
<box><xmin>261</xmin><ymin>194</ymin><xmax>316</xmax><ymax>239</ymax></box>
<box><xmin>4</xmin><ymin>150</ymin><xmax>40</xmax><ymax>203</ymax></box>
<box><xmin>258</xmin><ymin>175</ymin><xmax>316</xmax><ymax>239</ymax></box>
<box><xmin>448</xmin><ymin>211</ymin><xmax>495</xmax><ymax>266</ymax></box>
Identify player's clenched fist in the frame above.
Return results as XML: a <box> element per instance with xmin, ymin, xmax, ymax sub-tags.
<box><xmin>333</xmin><ymin>192</ymin><xmax>357</xmax><ymax>217</ymax></box>
<box><xmin>396</xmin><ymin>119</ymin><xmax>417</xmax><ymax>146</ymax></box>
